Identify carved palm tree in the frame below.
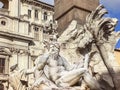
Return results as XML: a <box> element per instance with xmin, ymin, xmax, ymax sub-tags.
<box><xmin>85</xmin><ymin>5</ymin><xmax>120</xmax><ymax>89</ymax></box>
<box><xmin>58</xmin><ymin>5</ymin><xmax>120</xmax><ymax>89</ymax></box>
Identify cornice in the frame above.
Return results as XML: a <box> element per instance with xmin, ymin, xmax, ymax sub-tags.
<box><xmin>0</xmin><ymin>30</ymin><xmax>34</xmax><ymax>44</ymax></box>
<box><xmin>0</xmin><ymin>14</ymin><xmax>30</xmax><ymax>23</ymax></box>
<box><xmin>0</xmin><ymin>14</ymin><xmax>45</xmax><ymax>26</ymax></box>
<box><xmin>0</xmin><ymin>41</ymin><xmax>29</xmax><ymax>50</ymax></box>
<box><xmin>10</xmin><ymin>48</ymin><xmax>30</xmax><ymax>55</ymax></box>
<box><xmin>31</xmin><ymin>22</ymin><xmax>43</xmax><ymax>27</ymax></box>
<box><xmin>0</xmin><ymin>74</ymin><xmax>9</xmax><ymax>81</ymax></box>
<box><xmin>21</xmin><ymin>0</ymin><xmax>54</xmax><ymax>11</ymax></box>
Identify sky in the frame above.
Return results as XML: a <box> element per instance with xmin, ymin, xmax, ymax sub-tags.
<box><xmin>100</xmin><ymin>0</ymin><xmax>120</xmax><ymax>48</ymax></box>
<box><xmin>0</xmin><ymin>0</ymin><xmax>120</xmax><ymax>48</ymax></box>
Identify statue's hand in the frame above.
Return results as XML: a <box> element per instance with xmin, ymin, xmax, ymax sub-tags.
<box><xmin>24</xmin><ymin>67</ymin><xmax>35</xmax><ymax>75</ymax></box>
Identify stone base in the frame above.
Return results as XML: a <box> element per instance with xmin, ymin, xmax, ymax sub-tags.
<box><xmin>54</xmin><ymin>0</ymin><xmax>99</xmax><ymax>35</ymax></box>
<box><xmin>51</xmin><ymin>87</ymin><xmax>90</xmax><ymax>90</ymax></box>
<box><xmin>32</xmin><ymin>86</ymin><xmax>90</xmax><ymax>90</ymax></box>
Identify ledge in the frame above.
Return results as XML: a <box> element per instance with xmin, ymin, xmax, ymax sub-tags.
<box><xmin>0</xmin><ymin>30</ymin><xmax>35</xmax><ymax>45</ymax></box>
<box><xmin>0</xmin><ymin>8</ymin><xmax>9</xmax><ymax>16</ymax></box>
<box><xmin>21</xmin><ymin>0</ymin><xmax>54</xmax><ymax>11</ymax></box>
<box><xmin>0</xmin><ymin>74</ymin><xmax>9</xmax><ymax>81</ymax></box>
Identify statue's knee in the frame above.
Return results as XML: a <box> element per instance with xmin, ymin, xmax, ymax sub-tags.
<box><xmin>55</xmin><ymin>79</ymin><xmax>70</xmax><ymax>87</ymax></box>
<box><xmin>55</xmin><ymin>79</ymin><xmax>62</xmax><ymax>86</ymax></box>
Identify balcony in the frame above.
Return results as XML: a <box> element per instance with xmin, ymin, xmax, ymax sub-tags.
<box><xmin>0</xmin><ymin>74</ymin><xmax>9</xmax><ymax>81</ymax></box>
<box><xmin>0</xmin><ymin>8</ymin><xmax>9</xmax><ymax>15</ymax></box>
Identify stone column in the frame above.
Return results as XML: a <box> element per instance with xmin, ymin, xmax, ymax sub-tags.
<box><xmin>54</xmin><ymin>0</ymin><xmax>99</xmax><ymax>35</ymax></box>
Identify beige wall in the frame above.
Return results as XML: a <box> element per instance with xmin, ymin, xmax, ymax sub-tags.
<box><xmin>114</xmin><ymin>50</ymin><xmax>120</xmax><ymax>65</ymax></box>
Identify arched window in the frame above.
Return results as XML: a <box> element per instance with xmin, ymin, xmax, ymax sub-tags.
<box><xmin>1</xmin><ymin>21</ymin><xmax>6</xmax><ymax>26</ymax></box>
<box><xmin>35</xmin><ymin>9</ymin><xmax>38</xmax><ymax>19</ymax></box>
<box><xmin>0</xmin><ymin>0</ymin><xmax>9</xmax><ymax>9</ymax></box>
<box><xmin>34</xmin><ymin>26</ymin><xmax>39</xmax><ymax>41</ymax></box>
<box><xmin>0</xmin><ymin>58</ymin><xmax>5</xmax><ymax>74</ymax></box>
<box><xmin>0</xmin><ymin>84</ymin><xmax>4</xmax><ymax>90</ymax></box>
<box><xmin>44</xmin><ymin>12</ymin><xmax>47</xmax><ymax>21</ymax></box>
<box><xmin>0</xmin><ymin>2</ymin><xmax>4</xmax><ymax>8</ymax></box>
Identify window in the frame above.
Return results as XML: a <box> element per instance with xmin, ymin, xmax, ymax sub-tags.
<box><xmin>0</xmin><ymin>84</ymin><xmax>4</xmax><ymax>90</ymax></box>
<box><xmin>44</xmin><ymin>12</ymin><xmax>47</xmax><ymax>21</ymax></box>
<box><xmin>28</xmin><ymin>9</ymin><xmax>31</xmax><ymax>18</ymax></box>
<box><xmin>1</xmin><ymin>21</ymin><xmax>6</xmax><ymax>25</ymax></box>
<box><xmin>34</xmin><ymin>26</ymin><xmax>39</xmax><ymax>40</ymax></box>
<box><xmin>0</xmin><ymin>58</ymin><xmax>5</xmax><ymax>74</ymax></box>
<box><xmin>35</xmin><ymin>10</ymin><xmax>38</xmax><ymax>19</ymax></box>
<box><xmin>0</xmin><ymin>2</ymin><xmax>4</xmax><ymax>8</ymax></box>
<box><xmin>0</xmin><ymin>0</ymin><xmax>9</xmax><ymax>9</ymax></box>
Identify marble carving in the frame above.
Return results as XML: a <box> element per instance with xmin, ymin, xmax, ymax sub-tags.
<box><xmin>9</xmin><ymin>5</ymin><xmax>120</xmax><ymax>90</ymax></box>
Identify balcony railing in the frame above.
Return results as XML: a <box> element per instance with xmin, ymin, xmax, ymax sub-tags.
<box><xmin>0</xmin><ymin>8</ymin><xmax>9</xmax><ymax>15</ymax></box>
<box><xmin>0</xmin><ymin>74</ymin><xmax>9</xmax><ymax>81</ymax></box>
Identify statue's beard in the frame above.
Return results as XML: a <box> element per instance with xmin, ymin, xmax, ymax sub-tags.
<box><xmin>49</xmin><ymin>52</ymin><xmax>59</xmax><ymax>60</ymax></box>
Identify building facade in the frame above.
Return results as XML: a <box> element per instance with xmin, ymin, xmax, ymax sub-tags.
<box><xmin>114</xmin><ymin>49</ymin><xmax>120</xmax><ymax>65</ymax></box>
<box><xmin>0</xmin><ymin>0</ymin><xmax>54</xmax><ymax>90</ymax></box>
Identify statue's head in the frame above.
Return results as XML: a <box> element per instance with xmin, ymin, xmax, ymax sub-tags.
<box><xmin>49</xmin><ymin>42</ymin><xmax>60</xmax><ymax>55</ymax></box>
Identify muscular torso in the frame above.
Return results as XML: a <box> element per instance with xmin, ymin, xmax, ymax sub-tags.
<box><xmin>45</xmin><ymin>55</ymin><xmax>66</xmax><ymax>82</ymax></box>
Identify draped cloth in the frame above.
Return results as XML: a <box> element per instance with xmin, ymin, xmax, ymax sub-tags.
<box><xmin>9</xmin><ymin>69</ymin><xmax>28</xmax><ymax>90</ymax></box>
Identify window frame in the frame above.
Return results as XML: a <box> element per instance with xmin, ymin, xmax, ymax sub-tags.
<box><xmin>43</xmin><ymin>12</ymin><xmax>48</xmax><ymax>21</ymax></box>
<box><xmin>35</xmin><ymin>9</ymin><xmax>39</xmax><ymax>19</ymax></box>
<box><xmin>0</xmin><ymin>55</ymin><xmax>9</xmax><ymax>74</ymax></box>
<box><xmin>34</xmin><ymin>26</ymin><xmax>39</xmax><ymax>41</ymax></box>
<box><xmin>0</xmin><ymin>84</ymin><xmax>4</xmax><ymax>90</ymax></box>
<box><xmin>28</xmin><ymin>9</ymin><xmax>32</xmax><ymax>18</ymax></box>
<box><xmin>0</xmin><ymin>58</ymin><xmax>5</xmax><ymax>74</ymax></box>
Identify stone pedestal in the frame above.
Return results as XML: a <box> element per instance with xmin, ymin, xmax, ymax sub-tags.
<box><xmin>54</xmin><ymin>0</ymin><xmax>99</xmax><ymax>35</ymax></box>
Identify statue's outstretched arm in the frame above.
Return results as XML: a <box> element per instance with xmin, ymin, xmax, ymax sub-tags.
<box><xmin>84</xmin><ymin>54</ymin><xmax>89</xmax><ymax>69</ymax></box>
<box><xmin>62</xmin><ymin>57</ymin><xmax>73</xmax><ymax>71</ymax></box>
<box><xmin>36</xmin><ymin>53</ymin><xmax>50</xmax><ymax>70</ymax></box>
<box><xmin>26</xmin><ymin>53</ymin><xmax>49</xmax><ymax>75</ymax></box>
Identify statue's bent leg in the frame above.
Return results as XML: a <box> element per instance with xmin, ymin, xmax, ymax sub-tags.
<box><xmin>56</xmin><ymin>68</ymin><xmax>86</xmax><ymax>87</ymax></box>
<box><xmin>83</xmin><ymin>72</ymin><xmax>101</xmax><ymax>90</ymax></box>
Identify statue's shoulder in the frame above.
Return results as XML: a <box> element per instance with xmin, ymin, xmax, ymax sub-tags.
<box><xmin>58</xmin><ymin>55</ymin><xmax>68</xmax><ymax>63</ymax></box>
<box><xmin>35</xmin><ymin>54</ymin><xmax>49</xmax><ymax>65</ymax></box>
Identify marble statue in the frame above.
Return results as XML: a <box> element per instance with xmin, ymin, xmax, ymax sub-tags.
<box><xmin>10</xmin><ymin>5</ymin><xmax>120</xmax><ymax>90</ymax></box>
<box><xmin>58</xmin><ymin>5</ymin><xmax>120</xmax><ymax>90</ymax></box>
<box><xmin>26</xmin><ymin>41</ymin><xmax>102</xmax><ymax>90</ymax></box>
<box><xmin>9</xmin><ymin>64</ymin><xmax>28</xmax><ymax>90</ymax></box>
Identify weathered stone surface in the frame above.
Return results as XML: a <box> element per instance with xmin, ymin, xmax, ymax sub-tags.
<box><xmin>54</xmin><ymin>0</ymin><xmax>99</xmax><ymax>35</ymax></box>
<box><xmin>33</xmin><ymin>86</ymin><xmax>89</xmax><ymax>90</ymax></box>
<box><xmin>58</xmin><ymin>5</ymin><xmax>120</xmax><ymax>90</ymax></box>
<box><xmin>54</xmin><ymin>0</ymin><xmax>99</xmax><ymax>20</ymax></box>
